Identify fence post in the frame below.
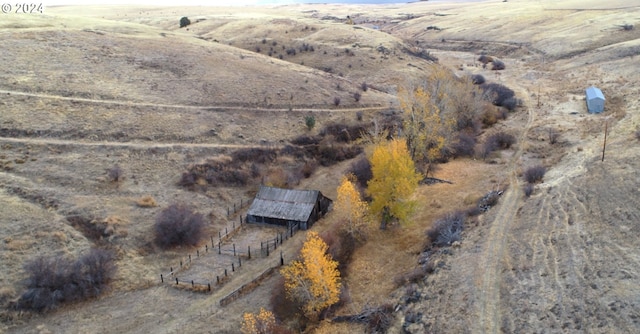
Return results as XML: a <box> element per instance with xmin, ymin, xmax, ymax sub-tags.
<box><xmin>191</xmin><ymin>280</ymin><xmax>194</xmax><ymax>287</ymax></box>
<box><xmin>208</xmin><ymin>283</ymin><xmax>211</xmax><ymax>292</ymax></box>
<box><xmin>233</xmin><ymin>221</ymin><xmax>235</xmax><ymax>230</ymax></box>
<box><xmin>239</xmin><ymin>257</ymin><xmax>242</xmax><ymax>267</ymax></box>
<box><xmin>225</xmin><ymin>227</ymin><xmax>228</xmax><ymax>236</ymax></box>
<box><xmin>234</xmin><ymin>203</ymin><xmax>236</xmax><ymax>213</ymax></box>
<box><xmin>274</xmin><ymin>237</ymin><xmax>277</xmax><ymax>250</ymax></box>
<box><xmin>240</xmin><ymin>216</ymin><xmax>242</xmax><ymax>225</ymax></box>
<box><xmin>227</xmin><ymin>207</ymin><xmax>230</xmax><ymax>217</ymax></box>
<box><xmin>232</xmin><ymin>263</ymin><xmax>235</xmax><ymax>272</ymax></box>
<box><xmin>218</xmin><ymin>242</ymin><xmax>221</xmax><ymax>254</ymax></box>
<box><xmin>170</xmin><ymin>267</ymin><xmax>173</xmax><ymax>273</ymax></box>
<box><xmin>205</xmin><ymin>245</ymin><xmax>208</xmax><ymax>253</ymax></box>
<box><xmin>189</xmin><ymin>254</ymin><xmax>191</xmax><ymax>263</ymax></box>
<box><xmin>176</xmin><ymin>278</ymin><xmax>179</xmax><ymax>285</ymax></box>
<box><xmin>233</xmin><ymin>244</ymin><xmax>236</xmax><ymax>257</ymax></box>
<box><xmin>248</xmin><ymin>246</ymin><xmax>251</xmax><ymax>259</ymax></box>
<box><xmin>211</xmin><ymin>236</ymin><xmax>214</xmax><ymax>247</ymax></box>
<box><xmin>161</xmin><ymin>274</ymin><xmax>164</xmax><ymax>283</ymax></box>
<box><xmin>280</xmin><ymin>251</ymin><xmax>284</xmax><ymax>266</ymax></box>
<box><xmin>219</xmin><ymin>231</ymin><xmax>221</xmax><ymax>241</ymax></box>
<box><xmin>266</xmin><ymin>244</ymin><xmax>270</xmax><ymax>257</ymax></box>
<box><xmin>197</xmin><ymin>250</ymin><xmax>199</xmax><ymax>257</ymax></box>
<box><xmin>225</xmin><ymin>269</ymin><xmax>228</xmax><ymax>277</ymax></box>
<box><xmin>217</xmin><ymin>276</ymin><xmax>220</xmax><ymax>284</ymax></box>
<box><xmin>180</xmin><ymin>260</ymin><xmax>182</xmax><ymax>267</ymax></box>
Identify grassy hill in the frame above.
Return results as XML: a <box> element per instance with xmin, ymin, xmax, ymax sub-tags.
<box><xmin>1</xmin><ymin>0</ymin><xmax>639</xmax><ymax>333</ymax></box>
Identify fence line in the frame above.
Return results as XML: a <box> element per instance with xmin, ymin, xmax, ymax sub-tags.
<box><xmin>158</xmin><ymin>197</ymin><xmax>304</xmax><ymax>294</ymax></box>
<box><xmin>219</xmin><ymin>261</ymin><xmax>280</xmax><ymax>306</ymax></box>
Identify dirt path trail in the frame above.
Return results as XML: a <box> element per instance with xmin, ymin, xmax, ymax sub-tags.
<box><xmin>476</xmin><ymin>92</ymin><xmax>535</xmax><ymax>333</ymax></box>
<box><xmin>0</xmin><ymin>89</ymin><xmax>389</xmax><ymax>113</ymax></box>
<box><xmin>0</xmin><ymin>136</ymin><xmax>267</xmax><ymax>150</ymax></box>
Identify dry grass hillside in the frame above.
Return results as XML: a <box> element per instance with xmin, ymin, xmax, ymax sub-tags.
<box><xmin>1</xmin><ymin>0</ymin><xmax>639</xmax><ymax>333</ymax></box>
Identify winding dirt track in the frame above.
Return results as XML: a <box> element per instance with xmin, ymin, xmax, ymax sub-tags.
<box><xmin>0</xmin><ymin>89</ymin><xmax>389</xmax><ymax>114</ymax></box>
<box><xmin>476</xmin><ymin>92</ymin><xmax>535</xmax><ymax>333</ymax></box>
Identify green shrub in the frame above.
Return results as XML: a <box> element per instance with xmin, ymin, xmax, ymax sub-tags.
<box><xmin>179</xmin><ymin>17</ymin><xmax>191</xmax><ymax>28</ymax></box>
<box><xmin>305</xmin><ymin>115</ymin><xmax>316</xmax><ymax>130</ymax></box>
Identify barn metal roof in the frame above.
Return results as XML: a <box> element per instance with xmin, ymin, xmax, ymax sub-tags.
<box><xmin>246</xmin><ymin>186</ymin><xmax>322</xmax><ymax>222</ymax></box>
<box><xmin>586</xmin><ymin>86</ymin><xmax>605</xmax><ymax>100</ymax></box>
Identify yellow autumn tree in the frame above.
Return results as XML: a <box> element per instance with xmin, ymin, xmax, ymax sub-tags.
<box><xmin>241</xmin><ymin>308</ymin><xmax>276</xmax><ymax>334</ymax></box>
<box><xmin>280</xmin><ymin>231</ymin><xmax>341</xmax><ymax>320</ymax></box>
<box><xmin>335</xmin><ymin>174</ymin><xmax>368</xmax><ymax>241</ymax></box>
<box><xmin>399</xmin><ymin>66</ymin><xmax>461</xmax><ymax>174</ymax></box>
<box><xmin>366</xmin><ymin>139</ymin><xmax>422</xmax><ymax>229</ymax></box>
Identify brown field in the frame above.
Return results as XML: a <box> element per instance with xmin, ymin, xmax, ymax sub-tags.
<box><xmin>1</xmin><ymin>0</ymin><xmax>639</xmax><ymax>333</ymax></box>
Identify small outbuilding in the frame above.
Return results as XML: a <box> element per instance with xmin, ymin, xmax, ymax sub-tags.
<box><xmin>585</xmin><ymin>86</ymin><xmax>605</xmax><ymax>113</ymax></box>
<box><xmin>246</xmin><ymin>186</ymin><xmax>332</xmax><ymax>230</ymax></box>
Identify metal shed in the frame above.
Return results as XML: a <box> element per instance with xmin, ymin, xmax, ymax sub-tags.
<box><xmin>586</xmin><ymin>86</ymin><xmax>605</xmax><ymax>113</ymax></box>
<box><xmin>246</xmin><ymin>186</ymin><xmax>332</xmax><ymax>230</ymax></box>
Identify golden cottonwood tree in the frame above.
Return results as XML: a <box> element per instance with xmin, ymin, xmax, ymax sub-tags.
<box><xmin>241</xmin><ymin>308</ymin><xmax>276</xmax><ymax>334</ymax></box>
<box><xmin>280</xmin><ymin>232</ymin><xmax>341</xmax><ymax>320</ymax></box>
<box><xmin>400</xmin><ymin>66</ymin><xmax>482</xmax><ymax>172</ymax></box>
<box><xmin>335</xmin><ymin>175</ymin><xmax>368</xmax><ymax>240</ymax></box>
<box><xmin>366</xmin><ymin>139</ymin><xmax>422</xmax><ymax>229</ymax></box>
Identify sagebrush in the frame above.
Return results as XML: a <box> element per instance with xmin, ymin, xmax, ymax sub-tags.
<box><xmin>17</xmin><ymin>249</ymin><xmax>115</xmax><ymax>312</ymax></box>
<box><xmin>154</xmin><ymin>204</ymin><xmax>205</xmax><ymax>249</ymax></box>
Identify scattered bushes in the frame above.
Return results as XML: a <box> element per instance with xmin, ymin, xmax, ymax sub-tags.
<box><xmin>107</xmin><ymin>165</ymin><xmax>123</xmax><ymax>183</ymax></box>
<box><xmin>17</xmin><ymin>248</ymin><xmax>115</xmax><ymax>312</ymax></box>
<box><xmin>348</xmin><ymin>156</ymin><xmax>372</xmax><ymax>189</ymax></box>
<box><xmin>333</xmin><ymin>96</ymin><xmax>341</xmax><ymax>106</ymax></box>
<box><xmin>486</xmin><ymin>131</ymin><xmax>516</xmax><ymax>149</ymax></box>
<box><xmin>179</xmin><ymin>16</ymin><xmax>191</xmax><ymax>28</ymax></box>
<box><xmin>361</xmin><ymin>82</ymin><xmax>368</xmax><ymax>92</ymax></box>
<box><xmin>426</xmin><ymin>211</ymin><xmax>466</xmax><ymax>247</ymax></box>
<box><xmin>634</xmin><ymin>127</ymin><xmax>640</xmax><ymax>141</ymax></box>
<box><xmin>477</xmin><ymin>55</ymin><xmax>493</xmax><ymax>64</ymax></box>
<box><xmin>232</xmin><ymin>148</ymin><xmax>278</xmax><ymax>164</ymax></box>
<box><xmin>154</xmin><ymin>204</ymin><xmax>205</xmax><ymax>249</ymax></box>
<box><xmin>548</xmin><ymin>128</ymin><xmax>561</xmax><ymax>144</ymax></box>
<box><xmin>320</xmin><ymin>227</ymin><xmax>357</xmax><ymax>273</ymax></box>
<box><xmin>479</xmin><ymin>131</ymin><xmax>515</xmax><ymax>159</ymax></box>
<box><xmin>451</xmin><ymin>132</ymin><xmax>476</xmax><ymax>158</ymax></box>
<box><xmin>524</xmin><ymin>165</ymin><xmax>546</xmax><ymax>184</ymax></box>
<box><xmin>523</xmin><ymin>183</ymin><xmax>534</xmax><ymax>197</ymax></box>
<box><xmin>304</xmin><ymin>115</ymin><xmax>316</xmax><ymax>130</ymax></box>
<box><xmin>318</xmin><ymin>144</ymin><xmax>362</xmax><ymax>166</ymax></box>
<box><xmin>353</xmin><ymin>91</ymin><xmax>361</xmax><ymax>102</ymax></box>
<box><xmin>471</xmin><ymin>74</ymin><xmax>485</xmax><ymax>85</ymax></box>
<box><xmin>291</xmin><ymin>135</ymin><xmax>322</xmax><ymax>146</ymax></box>
<box><xmin>491</xmin><ymin>59</ymin><xmax>506</xmax><ymax>70</ymax></box>
<box><xmin>481</xmin><ymin>83</ymin><xmax>516</xmax><ymax>107</ymax></box>
<box><xmin>319</xmin><ymin>123</ymin><xmax>367</xmax><ymax>143</ymax></box>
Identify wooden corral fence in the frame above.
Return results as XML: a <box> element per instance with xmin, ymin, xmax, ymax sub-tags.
<box><xmin>219</xmin><ymin>260</ymin><xmax>281</xmax><ymax>306</ymax></box>
<box><xmin>158</xmin><ymin>198</ymin><xmax>302</xmax><ymax>293</ymax></box>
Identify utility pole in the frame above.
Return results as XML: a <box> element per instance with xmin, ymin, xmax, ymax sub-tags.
<box><xmin>601</xmin><ymin>119</ymin><xmax>609</xmax><ymax>162</ymax></box>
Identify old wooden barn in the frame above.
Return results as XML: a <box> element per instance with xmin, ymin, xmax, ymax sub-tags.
<box><xmin>245</xmin><ymin>186</ymin><xmax>332</xmax><ymax>230</ymax></box>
